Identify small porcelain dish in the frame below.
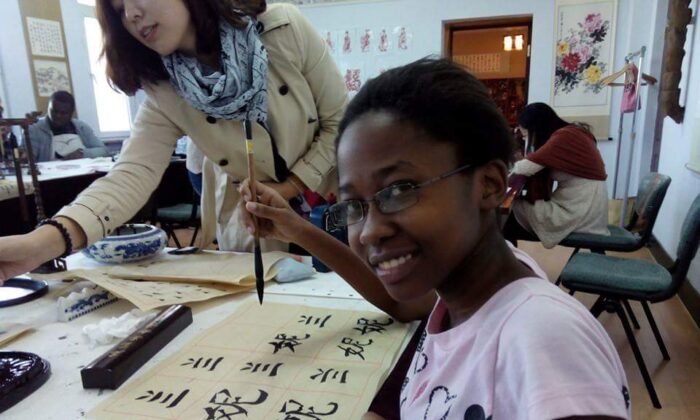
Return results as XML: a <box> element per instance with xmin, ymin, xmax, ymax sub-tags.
<box><xmin>83</xmin><ymin>224</ymin><xmax>167</xmax><ymax>264</ymax></box>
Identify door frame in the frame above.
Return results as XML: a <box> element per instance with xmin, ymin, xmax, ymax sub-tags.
<box><xmin>443</xmin><ymin>15</ymin><xmax>533</xmax><ymax>102</ymax></box>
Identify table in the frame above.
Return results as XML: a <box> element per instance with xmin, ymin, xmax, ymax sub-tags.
<box><xmin>1</xmin><ymin>252</ymin><xmax>415</xmax><ymax>419</ymax></box>
<box><xmin>0</xmin><ymin>158</ymin><xmax>190</xmax><ymax>236</ymax></box>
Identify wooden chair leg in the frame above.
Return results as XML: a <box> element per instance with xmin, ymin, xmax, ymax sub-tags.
<box><xmin>641</xmin><ymin>300</ymin><xmax>670</xmax><ymax>361</ymax></box>
<box><xmin>611</xmin><ymin>299</ymin><xmax>661</xmax><ymax>409</ymax></box>
<box><xmin>623</xmin><ymin>299</ymin><xmax>641</xmax><ymax>330</ymax></box>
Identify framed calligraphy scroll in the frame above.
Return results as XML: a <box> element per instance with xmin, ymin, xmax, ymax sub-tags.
<box><xmin>89</xmin><ymin>301</ymin><xmax>411</xmax><ymax>419</ymax></box>
<box><xmin>18</xmin><ymin>0</ymin><xmax>74</xmax><ymax>115</ymax></box>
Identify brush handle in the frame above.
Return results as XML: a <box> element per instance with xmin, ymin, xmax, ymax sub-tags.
<box><xmin>244</xmin><ymin>120</ymin><xmax>258</xmax><ymax>233</ymax></box>
<box><xmin>245</xmin><ymin>119</ymin><xmax>264</xmax><ymax>303</ymax></box>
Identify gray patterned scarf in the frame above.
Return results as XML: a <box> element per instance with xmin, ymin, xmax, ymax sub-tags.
<box><xmin>162</xmin><ymin>17</ymin><xmax>268</xmax><ymax>123</ymax></box>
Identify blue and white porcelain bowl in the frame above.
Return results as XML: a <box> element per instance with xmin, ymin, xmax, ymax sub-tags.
<box><xmin>83</xmin><ymin>224</ymin><xmax>167</xmax><ymax>264</ymax></box>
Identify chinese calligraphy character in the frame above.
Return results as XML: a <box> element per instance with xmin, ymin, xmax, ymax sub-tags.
<box><xmin>204</xmin><ymin>389</ymin><xmax>268</xmax><ymax>419</ymax></box>
<box><xmin>181</xmin><ymin>356</ymin><xmax>223</xmax><ymax>372</ymax></box>
<box><xmin>337</xmin><ymin>337</ymin><xmax>373</xmax><ymax>360</ymax></box>
<box><xmin>279</xmin><ymin>399</ymin><xmax>338</xmax><ymax>419</ymax></box>
<box><xmin>269</xmin><ymin>333</ymin><xmax>310</xmax><ymax>354</ymax></box>
<box><xmin>135</xmin><ymin>389</ymin><xmax>189</xmax><ymax>409</ymax></box>
<box><xmin>360</xmin><ymin>29</ymin><xmax>371</xmax><ymax>52</ymax></box>
<box><xmin>378</xmin><ymin>29</ymin><xmax>389</xmax><ymax>52</ymax></box>
<box><xmin>343</xmin><ymin>30</ymin><xmax>352</xmax><ymax>54</ymax></box>
<box><xmin>324</xmin><ymin>31</ymin><xmax>335</xmax><ymax>53</ymax></box>
<box><xmin>299</xmin><ymin>314</ymin><xmax>331</xmax><ymax>328</ymax></box>
<box><xmin>310</xmin><ymin>368</ymin><xmax>349</xmax><ymax>384</ymax></box>
<box><xmin>241</xmin><ymin>362</ymin><xmax>283</xmax><ymax>377</ymax></box>
<box><xmin>354</xmin><ymin>317</ymin><xmax>394</xmax><ymax>335</ymax></box>
<box><xmin>398</xmin><ymin>27</ymin><xmax>408</xmax><ymax>50</ymax></box>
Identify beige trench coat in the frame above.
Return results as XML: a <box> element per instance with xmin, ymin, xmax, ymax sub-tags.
<box><xmin>56</xmin><ymin>4</ymin><xmax>347</xmax><ymax>252</ymax></box>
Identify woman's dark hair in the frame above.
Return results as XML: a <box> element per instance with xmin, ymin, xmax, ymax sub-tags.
<box><xmin>516</xmin><ymin>102</ymin><xmax>570</xmax><ymax>150</ymax></box>
<box><xmin>96</xmin><ymin>0</ymin><xmax>266</xmax><ymax>95</ymax></box>
<box><xmin>338</xmin><ymin>57</ymin><xmax>514</xmax><ymax>168</ymax></box>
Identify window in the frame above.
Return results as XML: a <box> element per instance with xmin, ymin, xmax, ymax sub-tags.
<box><xmin>83</xmin><ymin>17</ymin><xmax>131</xmax><ymax>133</ymax></box>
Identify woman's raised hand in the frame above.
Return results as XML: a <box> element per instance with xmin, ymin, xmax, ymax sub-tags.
<box><xmin>238</xmin><ymin>179</ymin><xmax>308</xmax><ymax>244</ymax></box>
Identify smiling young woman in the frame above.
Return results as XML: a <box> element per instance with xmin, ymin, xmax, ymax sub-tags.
<box><xmin>239</xmin><ymin>58</ymin><xmax>631</xmax><ymax>420</ymax></box>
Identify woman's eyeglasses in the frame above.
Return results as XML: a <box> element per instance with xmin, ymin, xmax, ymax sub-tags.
<box><xmin>327</xmin><ymin>164</ymin><xmax>472</xmax><ymax>228</ymax></box>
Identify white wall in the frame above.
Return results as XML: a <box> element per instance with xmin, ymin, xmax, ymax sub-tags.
<box><xmin>300</xmin><ymin>0</ymin><xmax>667</xmax><ymax>201</ymax></box>
<box><xmin>0</xmin><ymin>0</ymin><xmax>35</xmax><ymax>119</ymax></box>
<box><xmin>654</xmin><ymin>0</ymin><xmax>700</xmax><ymax>291</ymax></box>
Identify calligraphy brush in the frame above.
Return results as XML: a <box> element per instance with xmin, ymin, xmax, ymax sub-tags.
<box><xmin>244</xmin><ymin>119</ymin><xmax>265</xmax><ymax>304</ymax></box>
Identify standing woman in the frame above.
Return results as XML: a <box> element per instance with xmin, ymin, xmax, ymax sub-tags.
<box><xmin>504</xmin><ymin>103</ymin><xmax>610</xmax><ymax>248</ymax></box>
<box><xmin>0</xmin><ymin>0</ymin><xmax>347</xmax><ymax>280</ymax></box>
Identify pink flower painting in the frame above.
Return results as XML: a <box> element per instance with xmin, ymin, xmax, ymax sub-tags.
<box><xmin>555</xmin><ymin>12</ymin><xmax>610</xmax><ymax>94</ymax></box>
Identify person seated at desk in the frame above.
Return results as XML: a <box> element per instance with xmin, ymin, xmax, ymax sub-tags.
<box><xmin>28</xmin><ymin>90</ymin><xmax>108</xmax><ymax>162</ymax></box>
<box><xmin>504</xmin><ymin>102</ymin><xmax>610</xmax><ymax>248</ymax></box>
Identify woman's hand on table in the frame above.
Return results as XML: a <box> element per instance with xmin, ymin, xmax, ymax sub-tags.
<box><xmin>238</xmin><ymin>179</ymin><xmax>307</xmax><ymax>243</ymax></box>
<box><xmin>0</xmin><ymin>216</ymin><xmax>86</xmax><ymax>282</ymax></box>
<box><xmin>0</xmin><ymin>231</ymin><xmax>59</xmax><ymax>282</ymax></box>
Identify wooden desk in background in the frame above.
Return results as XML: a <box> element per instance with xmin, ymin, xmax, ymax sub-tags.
<box><xmin>0</xmin><ymin>157</ymin><xmax>190</xmax><ymax>236</ymax></box>
<box><xmin>500</xmin><ymin>174</ymin><xmax>527</xmax><ymax>215</ymax></box>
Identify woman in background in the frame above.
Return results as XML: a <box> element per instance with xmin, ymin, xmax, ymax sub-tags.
<box><xmin>505</xmin><ymin>102</ymin><xmax>610</xmax><ymax>248</ymax></box>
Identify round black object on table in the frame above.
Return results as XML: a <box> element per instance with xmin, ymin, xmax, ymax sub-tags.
<box><xmin>0</xmin><ymin>352</ymin><xmax>51</xmax><ymax>413</ymax></box>
<box><xmin>0</xmin><ymin>279</ymin><xmax>48</xmax><ymax>308</ymax></box>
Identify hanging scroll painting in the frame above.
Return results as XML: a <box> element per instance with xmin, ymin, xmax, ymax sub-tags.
<box><xmin>552</xmin><ymin>0</ymin><xmax>618</xmax><ymax>139</ymax></box>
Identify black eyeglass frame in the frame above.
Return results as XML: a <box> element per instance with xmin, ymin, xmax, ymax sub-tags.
<box><xmin>327</xmin><ymin>163</ymin><xmax>473</xmax><ymax>228</ymax></box>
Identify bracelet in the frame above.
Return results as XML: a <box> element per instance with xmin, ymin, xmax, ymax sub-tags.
<box><xmin>288</xmin><ymin>177</ymin><xmax>305</xmax><ymax>196</ymax></box>
<box><xmin>37</xmin><ymin>218</ymin><xmax>73</xmax><ymax>258</ymax></box>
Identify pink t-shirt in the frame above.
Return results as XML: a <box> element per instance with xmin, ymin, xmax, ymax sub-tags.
<box><xmin>400</xmin><ymin>246</ymin><xmax>630</xmax><ymax>419</ymax></box>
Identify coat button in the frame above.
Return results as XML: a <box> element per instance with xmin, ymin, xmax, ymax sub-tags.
<box><xmin>279</xmin><ymin>85</ymin><xmax>289</xmax><ymax>95</ymax></box>
<box><xmin>219</xmin><ymin>159</ymin><xmax>229</xmax><ymax>166</ymax></box>
<box><xmin>206</xmin><ymin>116</ymin><xmax>216</xmax><ymax>124</ymax></box>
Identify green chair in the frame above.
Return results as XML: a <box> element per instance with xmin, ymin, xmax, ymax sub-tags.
<box><xmin>559</xmin><ymin>173</ymin><xmax>671</xmax><ymax>254</ymax></box>
<box><xmin>560</xmin><ymin>194</ymin><xmax>700</xmax><ymax>409</ymax></box>
<box><xmin>156</xmin><ymin>192</ymin><xmax>201</xmax><ymax>248</ymax></box>
<box><xmin>556</xmin><ymin>174</ymin><xmax>671</xmax><ymax>329</ymax></box>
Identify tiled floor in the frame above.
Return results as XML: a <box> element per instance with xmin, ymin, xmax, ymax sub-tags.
<box><xmin>518</xmin><ymin>241</ymin><xmax>700</xmax><ymax>419</ymax></box>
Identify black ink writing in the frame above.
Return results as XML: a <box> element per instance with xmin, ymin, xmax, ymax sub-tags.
<box><xmin>337</xmin><ymin>337</ymin><xmax>373</xmax><ymax>360</ymax></box>
<box><xmin>299</xmin><ymin>314</ymin><xmax>331</xmax><ymax>328</ymax></box>
<box><xmin>310</xmin><ymin>368</ymin><xmax>349</xmax><ymax>384</ymax></box>
<box><xmin>181</xmin><ymin>356</ymin><xmax>223</xmax><ymax>372</ymax></box>
<box><xmin>204</xmin><ymin>389</ymin><xmax>268</xmax><ymax>419</ymax></box>
<box><xmin>135</xmin><ymin>389</ymin><xmax>189</xmax><ymax>409</ymax></box>
<box><xmin>353</xmin><ymin>317</ymin><xmax>394</xmax><ymax>335</ymax></box>
<box><xmin>269</xmin><ymin>333</ymin><xmax>310</xmax><ymax>354</ymax></box>
<box><xmin>279</xmin><ymin>399</ymin><xmax>339</xmax><ymax>419</ymax></box>
<box><xmin>241</xmin><ymin>362</ymin><xmax>283</xmax><ymax>377</ymax></box>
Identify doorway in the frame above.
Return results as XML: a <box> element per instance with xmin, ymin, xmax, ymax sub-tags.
<box><xmin>444</xmin><ymin>16</ymin><xmax>533</xmax><ymax>127</ymax></box>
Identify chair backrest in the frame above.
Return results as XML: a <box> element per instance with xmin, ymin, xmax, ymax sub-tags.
<box><xmin>657</xmin><ymin>194</ymin><xmax>700</xmax><ymax>301</ymax></box>
<box><xmin>630</xmin><ymin>173</ymin><xmax>671</xmax><ymax>243</ymax></box>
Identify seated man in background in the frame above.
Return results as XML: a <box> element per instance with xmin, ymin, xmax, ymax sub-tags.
<box><xmin>28</xmin><ymin>90</ymin><xmax>108</xmax><ymax>162</ymax></box>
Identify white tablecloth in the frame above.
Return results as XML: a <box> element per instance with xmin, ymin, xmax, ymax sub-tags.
<box><xmin>1</xmin><ymin>251</ymin><xmax>412</xmax><ymax>419</ymax></box>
